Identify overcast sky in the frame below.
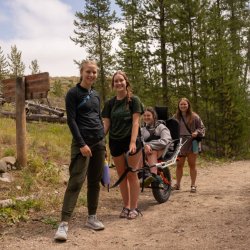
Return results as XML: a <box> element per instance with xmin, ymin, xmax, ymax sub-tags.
<box><xmin>0</xmin><ymin>0</ymin><xmax>119</xmax><ymax>77</ymax></box>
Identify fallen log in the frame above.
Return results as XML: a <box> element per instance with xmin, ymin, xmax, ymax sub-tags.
<box><xmin>25</xmin><ymin>101</ymin><xmax>65</xmax><ymax>117</ymax></box>
<box><xmin>0</xmin><ymin>111</ymin><xmax>67</xmax><ymax>123</ymax></box>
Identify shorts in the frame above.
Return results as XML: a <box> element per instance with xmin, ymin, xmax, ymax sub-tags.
<box><xmin>109</xmin><ymin>136</ymin><xmax>142</xmax><ymax>157</ymax></box>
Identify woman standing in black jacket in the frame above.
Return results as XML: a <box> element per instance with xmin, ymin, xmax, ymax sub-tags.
<box><xmin>54</xmin><ymin>60</ymin><xmax>106</xmax><ymax>242</ymax></box>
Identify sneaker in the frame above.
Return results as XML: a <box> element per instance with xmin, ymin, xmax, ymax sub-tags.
<box><xmin>85</xmin><ymin>215</ymin><xmax>105</xmax><ymax>230</ymax></box>
<box><xmin>54</xmin><ymin>221</ymin><xmax>68</xmax><ymax>241</ymax></box>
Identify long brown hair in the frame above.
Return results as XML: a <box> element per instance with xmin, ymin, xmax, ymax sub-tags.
<box><xmin>176</xmin><ymin>97</ymin><xmax>194</xmax><ymax>125</ymax></box>
<box><xmin>111</xmin><ymin>70</ymin><xmax>133</xmax><ymax>105</ymax></box>
<box><xmin>143</xmin><ymin>106</ymin><xmax>158</xmax><ymax>127</ymax></box>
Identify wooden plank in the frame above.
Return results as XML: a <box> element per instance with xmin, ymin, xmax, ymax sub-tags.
<box><xmin>25</xmin><ymin>72</ymin><xmax>49</xmax><ymax>94</ymax></box>
<box><xmin>1</xmin><ymin>72</ymin><xmax>50</xmax><ymax>101</ymax></box>
<box><xmin>25</xmin><ymin>92</ymin><xmax>48</xmax><ymax>100</ymax></box>
<box><xmin>2</xmin><ymin>78</ymin><xmax>16</xmax><ymax>100</ymax></box>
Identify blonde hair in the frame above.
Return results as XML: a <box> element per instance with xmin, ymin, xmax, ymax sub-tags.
<box><xmin>79</xmin><ymin>59</ymin><xmax>98</xmax><ymax>82</ymax></box>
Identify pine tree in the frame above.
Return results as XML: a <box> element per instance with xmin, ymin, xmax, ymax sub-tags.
<box><xmin>29</xmin><ymin>59</ymin><xmax>40</xmax><ymax>75</ymax></box>
<box><xmin>0</xmin><ymin>46</ymin><xmax>9</xmax><ymax>80</ymax></box>
<box><xmin>224</xmin><ymin>0</ymin><xmax>250</xmax><ymax>157</ymax></box>
<box><xmin>115</xmin><ymin>0</ymin><xmax>152</xmax><ymax>101</ymax></box>
<box><xmin>71</xmin><ymin>0</ymin><xmax>118</xmax><ymax>102</ymax></box>
<box><xmin>7</xmin><ymin>45</ymin><xmax>25</xmax><ymax>78</ymax></box>
<box><xmin>116</xmin><ymin>0</ymin><xmax>250</xmax><ymax>158</ymax></box>
<box><xmin>201</xmin><ymin>0</ymin><xmax>250</xmax><ymax>157</ymax></box>
<box><xmin>143</xmin><ymin>0</ymin><xmax>171</xmax><ymax>106</ymax></box>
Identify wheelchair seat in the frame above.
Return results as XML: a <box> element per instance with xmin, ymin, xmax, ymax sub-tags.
<box><xmin>154</xmin><ymin>106</ymin><xmax>180</xmax><ymax>160</ymax></box>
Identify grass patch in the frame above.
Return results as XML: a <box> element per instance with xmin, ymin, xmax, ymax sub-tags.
<box><xmin>78</xmin><ymin>194</ymin><xmax>87</xmax><ymax>207</ymax></box>
<box><xmin>3</xmin><ymin>147</ymin><xmax>15</xmax><ymax>157</ymax></box>
<box><xmin>0</xmin><ymin>118</ymin><xmax>71</xmax><ymax>162</ymax></box>
<box><xmin>0</xmin><ymin>199</ymin><xmax>42</xmax><ymax>225</ymax></box>
<box><xmin>37</xmin><ymin>161</ymin><xmax>60</xmax><ymax>185</ymax></box>
<box><xmin>27</xmin><ymin>122</ymin><xmax>71</xmax><ymax>163</ymax></box>
<box><xmin>41</xmin><ymin>216</ymin><xmax>58</xmax><ymax>229</ymax></box>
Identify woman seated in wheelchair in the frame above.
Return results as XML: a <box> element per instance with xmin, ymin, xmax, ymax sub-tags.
<box><xmin>141</xmin><ymin>107</ymin><xmax>172</xmax><ymax>186</ymax></box>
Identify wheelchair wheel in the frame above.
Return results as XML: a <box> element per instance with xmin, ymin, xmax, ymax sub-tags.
<box><xmin>151</xmin><ymin>167</ymin><xmax>171</xmax><ymax>204</ymax></box>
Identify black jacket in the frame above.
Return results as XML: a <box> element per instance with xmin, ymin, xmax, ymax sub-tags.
<box><xmin>65</xmin><ymin>83</ymin><xmax>104</xmax><ymax>147</ymax></box>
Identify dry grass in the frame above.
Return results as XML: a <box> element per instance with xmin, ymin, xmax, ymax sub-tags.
<box><xmin>0</xmin><ymin>117</ymin><xmax>73</xmax><ymax>224</ymax></box>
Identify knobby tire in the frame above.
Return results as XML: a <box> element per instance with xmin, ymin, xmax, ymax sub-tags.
<box><xmin>151</xmin><ymin>167</ymin><xmax>171</xmax><ymax>204</ymax></box>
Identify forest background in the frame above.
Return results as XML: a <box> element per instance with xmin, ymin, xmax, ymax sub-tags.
<box><xmin>0</xmin><ymin>0</ymin><xmax>250</xmax><ymax>159</ymax></box>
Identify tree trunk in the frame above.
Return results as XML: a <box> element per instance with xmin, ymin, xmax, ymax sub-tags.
<box><xmin>159</xmin><ymin>0</ymin><xmax>168</xmax><ymax>106</ymax></box>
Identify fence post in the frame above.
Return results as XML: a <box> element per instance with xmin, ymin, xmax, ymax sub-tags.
<box><xmin>15</xmin><ymin>77</ymin><xmax>27</xmax><ymax>169</ymax></box>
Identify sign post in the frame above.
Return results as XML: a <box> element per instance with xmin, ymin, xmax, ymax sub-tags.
<box><xmin>2</xmin><ymin>72</ymin><xmax>50</xmax><ymax>169</ymax></box>
<box><xmin>15</xmin><ymin>77</ymin><xmax>27</xmax><ymax>169</ymax></box>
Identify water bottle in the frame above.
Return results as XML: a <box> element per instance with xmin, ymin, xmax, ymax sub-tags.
<box><xmin>192</xmin><ymin>139</ymin><xmax>199</xmax><ymax>154</ymax></box>
<box><xmin>101</xmin><ymin>160</ymin><xmax>110</xmax><ymax>191</ymax></box>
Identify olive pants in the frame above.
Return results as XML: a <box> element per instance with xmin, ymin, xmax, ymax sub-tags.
<box><xmin>61</xmin><ymin>139</ymin><xmax>105</xmax><ymax>221</ymax></box>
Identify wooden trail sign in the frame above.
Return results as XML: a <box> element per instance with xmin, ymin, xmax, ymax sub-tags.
<box><xmin>1</xmin><ymin>73</ymin><xmax>50</xmax><ymax>168</ymax></box>
<box><xmin>2</xmin><ymin>72</ymin><xmax>49</xmax><ymax>102</ymax></box>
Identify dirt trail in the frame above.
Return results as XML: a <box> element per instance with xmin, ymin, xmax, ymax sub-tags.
<box><xmin>1</xmin><ymin>160</ymin><xmax>250</xmax><ymax>250</ymax></box>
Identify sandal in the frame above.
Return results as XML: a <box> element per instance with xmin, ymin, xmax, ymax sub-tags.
<box><xmin>190</xmin><ymin>185</ymin><xmax>197</xmax><ymax>193</ymax></box>
<box><xmin>119</xmin><ymin>207</ymin><xmax>130</xmax><ymax>218</ymax></box>
<box><xmin>127</xmin><ymin>208</ymin><xmax>143</xmax><ymax>220</ymax></box>
<box><xmin>171</xmin><ymin>184</ymin><xmax>180</xmax><ymax>190</ymax></box>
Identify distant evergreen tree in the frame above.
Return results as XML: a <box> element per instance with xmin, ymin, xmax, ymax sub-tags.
<box><xmin>200</xmin><ymin>0</ymin><xmax>250</xmax><ymax>157</ymax></box>
<box><xmin>71</xmin><ymin>0</ymin><xmax>118</xmax><ymax>102</ymax></box>
<box><xmin>29</xmin><ymin>59</ymin><xmax>40</xmax><ymax>75</ymax></box>
<box><xmin>0</xmin><ymin>46</ymin><xmax>9</xmax><ymax>80</ymax></box>
<box><xmin>52</xmin><ymin>79</ymin><xmax>63</xmax><ymax>97</ymax></box>
<box><xmin>7</xmin><ymin>45</ymin><xmax>25</xmax><ymax>78</ymax></box>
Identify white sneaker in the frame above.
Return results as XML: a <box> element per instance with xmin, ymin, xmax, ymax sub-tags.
<box><xmin>85</xmin><ymin>215</ymin><xmax>105</xmax><ymax>230</ymax></box>
<box><xmin>54</xmin><ymin>222</ymin><xmax>68</xmax><ymax>241</ymax></box>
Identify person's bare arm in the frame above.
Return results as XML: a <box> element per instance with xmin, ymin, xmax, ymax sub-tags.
<box><xmin>129</xmin><ymin>113</ymin><xmax>141</xmax><ymax>153</ymax></box>
<box><xmin>103</xmin><ymin>118</ymin><xmax>110</xmax><ymax>135</ymax></box>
